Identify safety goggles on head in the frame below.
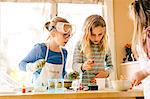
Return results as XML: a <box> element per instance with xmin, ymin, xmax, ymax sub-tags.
<box><xmin>48</xmin><ymin>22</ymin><xmax>72</xmax><ymax>33</ymax></box>
<box><xmin>56</xmin><ymin>22</ymin><xmax>72</xmax><ymax>33</ymax></box>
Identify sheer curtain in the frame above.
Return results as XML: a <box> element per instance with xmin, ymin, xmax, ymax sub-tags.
<box><xmin>0</xmin><ymin>2</ymin><xmax>51</xmax><ymax>81</ymax></box>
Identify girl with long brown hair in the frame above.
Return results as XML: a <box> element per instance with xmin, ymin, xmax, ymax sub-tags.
<box><xmin>72</xmin><ymin>15</ymin><xmax>113</xmax><ymax>86</ymax></box>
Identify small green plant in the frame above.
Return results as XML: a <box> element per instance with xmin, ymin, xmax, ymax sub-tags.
<box><xmin>68</xmin><ymin>71</ymin><xmax>80</xmax><ymax>80</ymax></box>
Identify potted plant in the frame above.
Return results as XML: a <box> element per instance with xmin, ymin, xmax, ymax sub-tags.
<box><xmin>65</xmin><ymin>71</ymin><xmax>80</xmax><ymax>90</ymax></box>
<box><xmin>123</xmin><ymin>44</ymin><xmax>136</xmax><ymax>63</ymax></box>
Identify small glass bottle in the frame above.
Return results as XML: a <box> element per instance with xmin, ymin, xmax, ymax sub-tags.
<box><xmin>22</xmin><ymin>84</ymin><xmax>26</xmax><ymax>93</ymax></box>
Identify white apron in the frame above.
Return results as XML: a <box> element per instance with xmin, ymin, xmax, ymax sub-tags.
<box><xmin>35</xmin><ymin>47</ymin><xmax>64</xmax><ymax>85</ymax></box>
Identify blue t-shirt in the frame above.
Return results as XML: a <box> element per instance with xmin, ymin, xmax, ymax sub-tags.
<box><xmin>19</xmin><ymin>43</ymin><xmax>67</xmax><ymax>80</ymax></box>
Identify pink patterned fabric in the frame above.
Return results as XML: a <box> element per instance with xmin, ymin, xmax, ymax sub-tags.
<box><xmin>146</xmin><ymin>26</ymin><xmax>150</xmax><ymax>59</ymax></box>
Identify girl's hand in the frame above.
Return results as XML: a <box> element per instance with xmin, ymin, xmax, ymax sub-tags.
<box><xmin>82</xmin><ymin>59</ymin><xmax>94</xmax><ymax>70</ymax></box>
<box><xmin>131</xmin><ymin>69</ymin><xmax>148</xmax><ymax>87</ymax></box>
<box><xmin>90</xmin><ymin>78</ymin><xmax>96</xmax><ymax>83</ymax></box>
<box><xmin>34</xmin><ymin>59</ymin><xmax>46</xmax><ymax>69</ymax></box>
<box><xmin>26</xmin><ymin>59</ymin><xmax>46</xmax><ymax>73</ymax></box>
<box><xmin>94</xmin><ymin>69</ymin><xmax>109</xmax><ymax>78</ymax></box>
<box><xmin>90</xmin><ymin>70</ymin><xmax>109</xmax><ymax>83</ymax></box>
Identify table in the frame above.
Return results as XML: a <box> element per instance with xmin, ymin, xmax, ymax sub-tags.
<box><xmin>0</xmin><ymin>89</ymin><xmax>143</xmax><ymax>99</ymax></box>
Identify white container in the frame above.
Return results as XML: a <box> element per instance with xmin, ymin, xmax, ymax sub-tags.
<box><xmin>111</xmin><ymin>80</ymin><xmax>131</xmax><ymax>91</ymax></box>
<box><xmin>95</xmin><ymin>78</ymin><xmax>106</xmax><ymax>90</ymax></box>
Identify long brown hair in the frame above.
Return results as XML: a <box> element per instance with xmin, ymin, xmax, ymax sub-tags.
<box><xmin>81</xmin><ymin>15</ymin><xmax>108</xmax><ymax>58</ymax></box>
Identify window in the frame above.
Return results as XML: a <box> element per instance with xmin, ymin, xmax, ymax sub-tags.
<box><xmin>0</xmin><ymin>2</ymin><xmax>51</xmax><ymax>82</ymax></box>
<box><xmin>58</xmin><ymin>3</ymin><xmax>103</xmax><ymax>72</ymax></box>
<box><xmin>0</xmin><ymin>1</ymin><xmax>116</xmax><ymax>82</ymax></box>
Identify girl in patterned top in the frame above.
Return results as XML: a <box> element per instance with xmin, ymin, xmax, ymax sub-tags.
<box><xmin>130</xmin><ymin>0</ymin><xmax>150</xmax><ymax>98</ymax></box>
<box><xmin>72</xmin><ymin>15</ymin><xmax>113</xmax><ymax>86</ymax></box>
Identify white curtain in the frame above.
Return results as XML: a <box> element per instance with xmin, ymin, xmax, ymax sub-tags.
<box><xmin>0</xmin><ymin>2</ymin><xmax>51</xmax><ymax>81</ymax></box>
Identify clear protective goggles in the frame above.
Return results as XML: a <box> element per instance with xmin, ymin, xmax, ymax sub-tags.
<box><xmin>48</xmin><ymin>22</ymin><xmax>73</xmax><ymax>33</ymax></box>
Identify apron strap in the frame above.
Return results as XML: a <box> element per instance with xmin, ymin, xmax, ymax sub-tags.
<box><xmin>60</xmin><ymin>47</ymin><xmax>64</xmax><ymax>67</ymax></box>
<box><xmin>45</xmin><ymin>46</ymin><xmax>49</xmax><ymax>61</ymax></box>
<box><xmin>44</xmin><ymin>45</ymin><xmax>64</xmax><ymax>66</ymax></box>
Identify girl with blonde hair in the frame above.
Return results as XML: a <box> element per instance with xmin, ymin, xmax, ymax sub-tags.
<box><xmin>72</xmin><ymin>15</ymin><xmax>113</xmax><ymax>86</ymax></box>
<box><xmin>19</xmin><ymin>17</ymin><xmax>72</xmax><ymax>84</ymax></box>
<box><xmin>130</xmin><ymin>0</ymin><xmax>150</xmax><ymax>98</ymax></box>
